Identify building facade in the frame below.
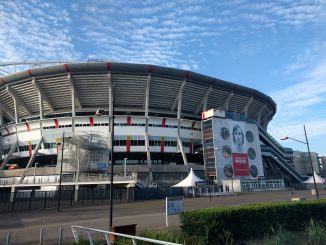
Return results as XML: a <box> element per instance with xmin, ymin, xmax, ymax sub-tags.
<box><xmin>0</xmin><ymin>62</ymin><xmax>277</xmax><ymax>183</ymax></box>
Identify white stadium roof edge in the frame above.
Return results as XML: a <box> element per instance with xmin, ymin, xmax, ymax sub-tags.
<box><xmin>0</xmin><ymin>61</ymin><xmax>276</xmax><ymax>126</ymax></box>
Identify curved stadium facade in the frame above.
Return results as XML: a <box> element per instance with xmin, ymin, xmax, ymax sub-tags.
<box><xmin>0</xmin><ymin>62</ymin><xmax>290</xmax><ymax>185</ymax></box>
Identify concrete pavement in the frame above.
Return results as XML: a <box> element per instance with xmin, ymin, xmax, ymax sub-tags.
<box><xmin>0</xmin><ymin>189</ymin><xmax>324</xmax><ymax>244</ymax></box>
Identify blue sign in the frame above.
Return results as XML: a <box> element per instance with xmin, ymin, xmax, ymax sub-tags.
<box><xmin>96</xmin><ymin>163</ymin><xmax>108</xmax><ymax>171</ymax></box>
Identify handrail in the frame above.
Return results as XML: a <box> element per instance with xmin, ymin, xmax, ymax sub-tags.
<box><xmin>261</xmin><ymin>146</ymin><xmax>305</xmax><ymax>182</ymax></box>
<box><xmin>71</xmin><ymin>225</ymin><xmax>182</xmax><ymax>245</ymax></box>
<box><xmin>258</xmin><ymin>125</ymin><xmax>286</xmax><ymax>155</ymax></box>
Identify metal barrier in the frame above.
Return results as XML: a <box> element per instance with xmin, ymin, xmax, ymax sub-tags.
<box><xmin>0</xmin><ymin>173</ymin><xmax>136</xmax><ymax>187</ymax></box>
<box><xmin>0</xmin><ymin>187</ymin><xmax>133</xmax><ymax>213</ymax></box>
<box><xmin>71</xmin><ymin>225</ymin><xmax>182</xmax><ymax>245</ymax></box>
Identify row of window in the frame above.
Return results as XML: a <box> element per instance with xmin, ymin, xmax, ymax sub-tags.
<box><xmin>44</xmin><ymin>143</ymin><xmax>57</xmax><ymax>149</ymax></box>
<box><xmin>19</xmin><ymin>145</ymin><xmax>37</xmax><ymax>152</ymax></box>
<box><xmin>148</xmin><ymin>124</ymin><xmax>201</xmax><ymax>131</ymax></box>
<box><xmin>115</xmin><ymin>159</ymin><xmax>163</xmax><ymax>165</ymax></box>
<box><xmin>2</xmin><ymin>123</ymin><xmax>201</xmax><ymax>136</ymax></box>
<box><xmin>149</xmin><ymin>124</ymin><xmax>177</xmax><ymax>128</ymax></box>
<box><xmin>113</xmin><ymin>140</ymin><xmax>190</xmax><ymax>147</ymax></box>
<box><xmin>2</xmin><ymin>142</ymin><xmax>191</xmax><ymax>154</ymax></box>
<box><xmin>3</xmin><ymin>144</ymin><xmax>37</xmax><ymax>154</ymax></box>
<box><xmin>43</xmin><ymin>125</ymin><xmax>72</xmax><ymax>130</ymax></box>
<box><xmin>17</xmin><ymin>128</ymin><xmax>40</xmax><ymax>134</ymax></box>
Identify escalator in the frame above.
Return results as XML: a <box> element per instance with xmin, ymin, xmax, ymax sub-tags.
<box><xmin>259</xmin><ymin>126</ymin><xmax>306</xmax><ymax>183</ymax></box>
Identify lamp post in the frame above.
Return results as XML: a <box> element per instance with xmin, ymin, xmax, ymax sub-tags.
<box><xmin>33</xmin><ymin>162</ymin><xmax>39</xmax><ymax>183</ymax></box>
<box><xmin>281</xmin><ymin>125</ymin><xmax>319</xmax><ymax>200</ymax></box>
<box><xmin>123</xmin><ymin>157</ymin><xmax>128</xmax><ymax>178</ymax></box>
<box><xmin>96</xmin><ymin>107</ymin><xmax>114</xmax><ymax>227</ymax></box>
<box><xmin>58</xmin><ymin>132</ymin><xmax>65</xmax><ymax>212</ymax></box>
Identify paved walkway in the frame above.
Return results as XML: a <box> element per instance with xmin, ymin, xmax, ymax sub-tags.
<box><xmin>0</xmin><ymin>189</ymin><xmax>324</xmax><ymax>244</ymax></box>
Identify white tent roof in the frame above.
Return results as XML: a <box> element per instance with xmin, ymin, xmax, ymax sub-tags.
<box><xmin>303</xmin><ymin>171</ymin><xmax>325</xmax><ymax>183</ymax></box>
<box><xmin>172</xmin><ymin>168</ymin><xmax>204</xmax><ymax>187</ymax></box>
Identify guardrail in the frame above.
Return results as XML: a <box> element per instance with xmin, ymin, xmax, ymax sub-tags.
<box><xmin>71</xmin><ymin>225</ymin><xmax>182</xmax><ymax>245</ymax></box>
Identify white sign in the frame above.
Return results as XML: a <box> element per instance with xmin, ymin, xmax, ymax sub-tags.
<box><xmin>202</xmin><ymin>109</ymin><xmax>225</xmax><ymax>120</ymax></box>
<box><xmin>166</xmin><ymin>196</ymin><xmax>184</xmax><ymax>227</ymax></box>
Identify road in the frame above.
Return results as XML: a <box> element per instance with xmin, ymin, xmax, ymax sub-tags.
<box><xmin>0</xmin><ymin>189</ymin><xmax>324</xmax><ymax>244</ymax></box>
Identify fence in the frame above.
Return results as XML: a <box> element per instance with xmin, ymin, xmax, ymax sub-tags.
<box><xmin>0</xmin><ymin>187</ymin><xmax>133</xmax><ymax>213</ymax></box>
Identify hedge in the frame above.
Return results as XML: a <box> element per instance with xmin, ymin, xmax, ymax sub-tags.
<box><xmin>180</xmin><ymin>200</ymin><xmax>326</xmax><ymax>243</ymax></box>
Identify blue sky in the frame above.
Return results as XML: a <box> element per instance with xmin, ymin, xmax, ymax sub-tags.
<box><xmin>0</xmin><ymin>0</ymin><xmax>325</xmax><ymax>155</ymax></box>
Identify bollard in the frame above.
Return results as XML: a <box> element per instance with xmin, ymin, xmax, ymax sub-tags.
<box><xmin>39</xmin><ymin>227</ymin><xmax>43</xmax><ymax>245</ymax></box>
<box><xmin>59</xmin><ymin>227</ymin><xmax>63</xmax><ymax>245</ymax></box>
<box><xmin>6</xmin><ymin>232</ymin><xmax>11</xmax><ymax>245</ymax></box>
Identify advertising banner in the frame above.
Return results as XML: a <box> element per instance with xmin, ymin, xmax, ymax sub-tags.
<box><xmin>208</xmin><ymin>114</ymin><xmax>264</xmax><ymax>182</ymax></box>
<box><xmin>232</xmin><ymin>153</ymin><xmax>249</xmax><ymax>176</ymax></box>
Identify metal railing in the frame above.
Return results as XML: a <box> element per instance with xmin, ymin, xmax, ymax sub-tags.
<box><xmin>71</xmin><ymin>225</ymin><xmax>182</xmax><ymax>245</ymax></box>
<box><xmin>0</xmin><ymin>173</ymin><xmax>136</xmax><ymax>186</ymax></box>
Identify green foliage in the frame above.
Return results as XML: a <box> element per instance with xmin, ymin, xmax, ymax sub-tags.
<box><xmin>71</xmin><ymin>238</ymin><xmax>92</xmax><ymax>245</ymax></box>
<box><xmin>304</xmin><ymin>219</ymin><xmax>326</xmax><ymax>245</ymax></box>
<box><xmin>113</xmin><ymin>229</ymin><xmax>205</xmax><ymax>245</ymax></box>
<box><xmin>264</xmin><ymin>227</ymin><xmax>298</xmax><ymax>245</ymax></box>
<box><xmin>180</xmin><ymin>199</ymin><xmax>326</xmax><ymax>244</ymax></box>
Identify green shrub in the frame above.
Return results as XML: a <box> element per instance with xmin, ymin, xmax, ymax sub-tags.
<box><xmin>304</xmin><ymin>219</ymin><xmax>326</xmax><ymax>245</ymax></box>
<box><xmin>265</xmin><ymin>227</ymin><xmax>299</xmax><ymax>245</ymax></box>
<box><xmin>180</xmin><ymin>200</ymin><xmax>326</xmax><ymax>244</ymax></box>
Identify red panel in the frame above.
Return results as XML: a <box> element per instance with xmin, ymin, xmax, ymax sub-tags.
<box><xmin>191</xmin><ymin>121</ymin><xmax>196</xmax><ymax>130</ymax></box>
<box><xmin>0</xmin><ymin>78</ymin><xmax>5</xmax><ymax>85</ymax></box>
<box><xmin>27</xmin><ymin>69</ymin><xmax>33</xmax><ymax>76</ymax></box>
<box><xmin>89</xmin><ymin>117</ymin><xmax>94</xmax><ymax>127</ymax></box>
<box><xmin>232</xmin><ymin>153</ymin><xmax>249</xmax><ymax>177</ymax></box>
<box><xmin>106</xmin><ymin>62</ymin><xmax>111</xmax><ymax>71</ymax></box>
<box><xmin>126</xmin><ymin>136</ymin><xmax>131</xmax><ymax>153</ymax></box>
<box><xmin>64</xmin><ymin>64</ymin><xmax>70</xmax><ymax>72</ymax></box>
<box><xmin>127</xmin><ymin>116</ymin><xmax>131</xmax><ymax>126</ymax></box>
<box><xmin>25</xmin><ymin>122</ymin><xmax>31</xmax><ymax>132</ymax></box>
<box><xmin>160</xmin><ymin>137</ymin><xmax>164</xmax><ymax>153</ymax></box>
<box><xmin>162</xmin><ymin>118</ymin><xmax>166</xmax><ymax>128</ymax></box>
<box><xmin>148</xmin><ymin>65</ymin><xmax>153</xmax><ymax>73</ymax></box>
<box><xmin>28</xmin><ymin>142</ymin><xmax>32</xmax><ymax>157</ymax></box>
<box><xmin>54</xmin><ymin>119</ymin><xmax>59</xmax><ymax>128</ymax></box>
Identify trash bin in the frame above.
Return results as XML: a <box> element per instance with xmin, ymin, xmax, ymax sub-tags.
<box><xmin>109</xmin><ymin>224</ymin><xmax>137</xmax><ymax>241</ymax></box>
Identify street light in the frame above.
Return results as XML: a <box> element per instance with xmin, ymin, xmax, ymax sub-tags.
<box><xmin>33</xmin><ymin>162</ymin><xmax>39</xmax><ymax>183</ymax></box>
<box><xmin>96</xmin><ymin>107</ymin><xmax>115</xmax><ymax>227</ymax></box>
<box><xmin>58</xmin><ymin>132</ymin><xmax>65</xmax><ymax>212</ymax></box>
<box><xmin>281</xmin><ymin>125</ymin><xmax>319</xmax><ymax>200</ymax></box>
<box><xmin>123</xmin><ymin>157</ymin><xmax>128</xmax><ymax>178</ymax></box>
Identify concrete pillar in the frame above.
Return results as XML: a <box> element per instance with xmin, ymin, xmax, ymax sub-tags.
<box><xmin>74</xmin><ymin>184</ymin><xmax>79</xmax><ymax>202</ymax></box>
<box><xmin>10</xmin><ymin>186</ymin><xmax>15</xmax><ymax>202</ymax></box>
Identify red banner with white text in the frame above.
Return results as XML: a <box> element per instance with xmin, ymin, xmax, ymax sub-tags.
<box><xmin>232</xmin><ymin>153</ymin><xmax>249</xmax><ymax>176</ymax></box>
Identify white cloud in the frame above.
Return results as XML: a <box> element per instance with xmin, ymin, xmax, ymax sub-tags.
<box><xmin>269</xmin><ymin>39</ymin><xmax>326</xmax><ymax>146</ymax></box>
<box><xmin>0</xmin><ymin>0</ymin><xmax>76</xmax><ymax>64</ymax></box>
<box><xmin>269</xmin><ymin>119</ymin><xmax>326</xmax><ymax>143</ymax></box>
<box><xmin>272</xmin><ymin>59</ymin><xmax>326</xmax><ymax>118</ymax></box>
<box><xmin>1</xmin><ymin>0</ymin><xmax>326</xmax><ymax>75</ymax></box>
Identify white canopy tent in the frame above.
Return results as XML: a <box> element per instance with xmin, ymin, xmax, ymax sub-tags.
<box><xmin>172</xmin><ymin>168</ymin><xmax>204</xmax><ymax>187</ymax></box>
<box><xmin>303</xmin><ymin>171</ymin><xmax>325</xmax><ymax>184</ymax></box>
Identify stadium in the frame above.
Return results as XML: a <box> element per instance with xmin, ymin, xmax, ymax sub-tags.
<box><xmin>0</xmin><ymin>62</ymin><xmax>306</xmax><ymax>190</ymax></box>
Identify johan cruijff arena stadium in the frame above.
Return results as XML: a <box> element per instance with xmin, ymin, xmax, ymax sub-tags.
<box><xmin>0</xmin><ymin>62</ymin><xmax>306</xmax><ymax>190</ymax></box>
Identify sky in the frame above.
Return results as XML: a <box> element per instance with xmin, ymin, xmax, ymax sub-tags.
<box><xmin>0</xmin><ymin>0</ymin><xmax>325</xmax><ymax>156</ymax></box>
